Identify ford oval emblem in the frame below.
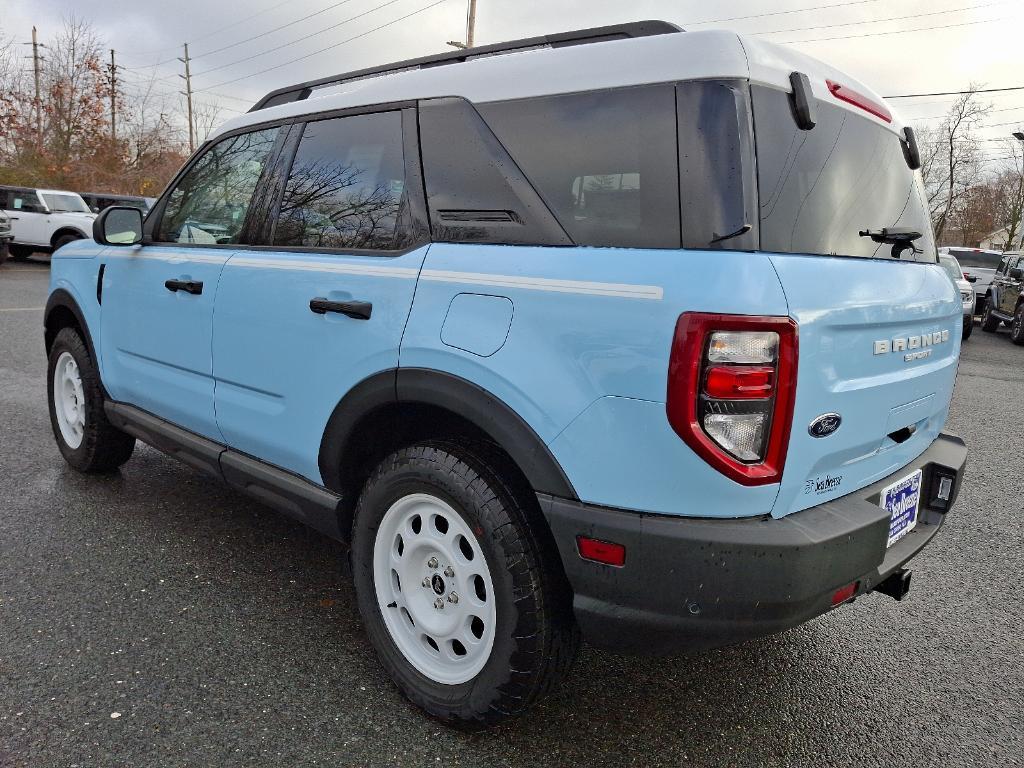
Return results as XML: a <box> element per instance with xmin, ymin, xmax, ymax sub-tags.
<box><xmin>809</xmin><ymin>413</ymin><xmax>842</xmax><ymax>438</ymax></box>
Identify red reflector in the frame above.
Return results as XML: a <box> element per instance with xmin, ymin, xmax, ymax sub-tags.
<box><xmin>831</xmin><ymin>581</ymin><xmax>859</xmax><ymax>606</ymax></box>
<box><xmin>704</xmin><ymin>365</ymin><xmax>775</xmax><ymax>399</ymax></box>
<box><xmin>825</xmin><ymin>79</ymin><xmax>892</xmax><ymax>123</ymax></box>
<box><xmin>576</xmin><ymin>536</ymin><xmax>626</xmax><ymax>567</ymax></box>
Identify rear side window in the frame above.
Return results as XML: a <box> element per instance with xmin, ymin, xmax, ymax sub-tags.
<box><xmin>158</xmin><ymin>127</ymin><xmax>278</xmax><ymax>244</ymax></box>
<box><xmin>478</xmin><ymin>86</ymin><xmax>680</xmax><ymax>249</ymax></box>
<box><xmin>753</xmin><ymin>85</ymin><xmax>935</xmax><ymax>261</ymax></box>
<box><xmin>273</xmin><ymin>111</ymin><xmax>406</xmax><ymax>250</ymax></box>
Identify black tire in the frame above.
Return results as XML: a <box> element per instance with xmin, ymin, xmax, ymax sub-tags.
<box><xmin>350</xmin><ymin>440</ymin><xmax>579</xmax><ymax>728</ymax></box>
<box><xmin>1011</xmin><ymin>305</ymin><xmax>1024</xmax><ymax>346</ymax></box>
<box><xmin>9</xmin><ymin>244</ymin><xmax>34</xmax><ymax>261</ymax></box>
<box><xmin>47</xmin><ymin>327</ymin><xmax>135</xmax><ymax>472</ymax></box>
<box><xmin>962</xmin><ymin>314</ymin><xmax>973</xmax><ymax>340</ymax></box>
<box><xmin>53</xmin><ymin>233</ymin><xmax>83</xmax><ymax>252</ymax></box>
<box><xmin>981</xmin><ymin>300</ymin><xmax>1000</xmax><ymax>332</ymax></box>
<box><xmin>0</xmin><ymin>243</ymin><xmax>8</xmax><ymax>266</ymax></box>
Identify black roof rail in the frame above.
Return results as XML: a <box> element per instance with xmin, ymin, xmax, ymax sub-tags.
<box><xmin>248</xmin><ymin>20</ymin><xmax>682</xmax><ymax>112</ymax></box>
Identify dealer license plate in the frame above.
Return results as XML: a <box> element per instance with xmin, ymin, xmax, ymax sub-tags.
<box><xmin>881</xmin><ymin>469</ymin><xmax>923</xmax><ymax>548</ymax></box>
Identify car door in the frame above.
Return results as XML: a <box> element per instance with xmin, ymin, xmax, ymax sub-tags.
<box><xmin>212</xmin><ymin>108</ymin><xmax>430</xmax><ymax>482</ymax></box>
<box><xmin>6</xmin><ymin>188</ymin><xmax>51</xmax><ymax>245</ymax></box>
<box><xmin>998</xmin><ymin>255</ymin><xmax>1022</xmax><ymax>315</ymax></box>
<box><xmin>99</xmin><ymin>126</ymin><xmax>283</xmax><ymax>441</ymax></box>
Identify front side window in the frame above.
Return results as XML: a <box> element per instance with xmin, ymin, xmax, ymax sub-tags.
<box><xmin>478</xmin><ymin>86</ymin><xmax>680</xmax><ymax>249</ymax></box>
<box><xmin>753</xmin><ymin>85</ymin><xmax>936</xmax><ymax>261</ymax></box>
<box><xmin>273</xmin><ymin>111</ymin><xmax>405</xmax><ymax>250</ymax></box>
<box><xmin>158</xmin><ymin>127</ymin><xmax>279</xmax><ymax>244</ymax></box>
<box><xmin>41</xmin><ymin>193</ymin><xmax>90</xmax><ymax>213</ymax></box>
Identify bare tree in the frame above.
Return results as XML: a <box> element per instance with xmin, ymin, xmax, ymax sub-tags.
<box><xmin>991</xmin><ymin>139</ymin><xmax>1024</xmax><ymax>251</ymax></box>
<box><xmin>917</xmin><ymin>87</ymin><xmax>991</xmax><ymax>242</ymax></box>
<box><xmin>192</xmin><ymin>101</ymin><xmax>224</xmax><ymax>145</ymax></box>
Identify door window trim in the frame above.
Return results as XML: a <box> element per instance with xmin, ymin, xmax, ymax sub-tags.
<box><xmin>142</xmin><ymin>100</ymin><xmax>428</xmax><ymax>257</ymax></box>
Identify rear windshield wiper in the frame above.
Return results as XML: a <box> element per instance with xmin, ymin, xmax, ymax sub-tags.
<box><xmin>858</xmin><ymin>227</ymin><xmax>922</xmax><ymax>259</ymax></box>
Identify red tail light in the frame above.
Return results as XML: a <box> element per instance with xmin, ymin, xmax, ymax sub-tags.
<box><xmin>666</xmin><ymin>313</ymin><xmax>798</xmax><ymax>486</ymax></box>
<box><xmin>825</xmin><ymin>79</ymin><xmax>892</xmax><ymax>123</ymax></box>
<box><xmin>704</xmin><ymin>365</ymin><xmax>775</xmax><ymax>399</ymax></box>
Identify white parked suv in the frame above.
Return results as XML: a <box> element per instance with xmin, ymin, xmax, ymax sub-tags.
<box><xmin>0</xmin><ymin>186</ymin><xmax>96</xmax><ymax>260</ymax></box>
<box><xmin>938</xmin><ymin>246</ymin><xmax>1002</xmax><ymax>315</ymax></box>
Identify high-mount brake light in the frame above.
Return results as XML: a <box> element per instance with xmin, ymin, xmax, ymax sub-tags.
<box><xmin>666</xmin><ymin>314</ymin><xmax>798</xmax><ymax>486</ymax></box>
<box><xmin>825</xmin><ymin>79</ymin><xmax>892</xmax><ymax>123</ymax></box>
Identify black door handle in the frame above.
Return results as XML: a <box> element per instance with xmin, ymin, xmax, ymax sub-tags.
<box><xmin>309</xmin><ymin>297</ymin><xmax>372</xmax><ymax>320</ymax></box>
<box><xmin>165</xmin><ymin>279</ymin><xmax>203</xmax><ymax>295</ymax></box>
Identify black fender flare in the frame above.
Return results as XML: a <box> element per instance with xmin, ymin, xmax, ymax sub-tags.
<box><xmin>318</xmin><ymin>368</ymin><xmax>578</xmax><ymax>500</ymax></box>
<box><xmin>44</xmin><ymin>288</ymin><xmax>98</xmax><ymax>361</ymax></box>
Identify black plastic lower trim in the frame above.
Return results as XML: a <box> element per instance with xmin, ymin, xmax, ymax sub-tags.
<box><xmin>105</xmin><ymin>401</ymin><xmax>344</xmax><ymax>541</ymax></box>
<box><xmin>538</xmin><ymin>432</ymin><xmax>967</xmax><ymax>654</ymax></box>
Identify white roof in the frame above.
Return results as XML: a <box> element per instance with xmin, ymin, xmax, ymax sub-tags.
<box><xmin>209</xmin><ymin>28</ymin><xmax>906</xmax><ymax>142</ymax></box>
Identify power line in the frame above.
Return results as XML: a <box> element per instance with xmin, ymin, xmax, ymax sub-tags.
<box><xmin>116</xmin><ymin>0</ymin><xmax>295</xmax><ymax>60</ymax></box>
<box><xmin>753</xmin><ymin>0</ymin><xmax>1004</xmax><ymax>36</ymax></box>
<box><xmin>684</xmin><ymin>0</ymin><xmax>883</xmax><ymax>26</ymax></box>
<box><xmin>190</xmin><ymin>0</ymin><xmax>407</xmax><ymax>78</ymax></box>
<box><xmin>198</xmin><ymin>0</ymin><xmax>451</xmax><ymax>93</ymax></box>
<box><xmin>191</xmin><ymin>0</ymin><xmax>359</xmax><ymax>60</ymax></box>
<box><xmin>779</xmin><ymin>13</ymin><xmax>1013</xmax><ymax>44</ymax></box>
<box><xmin>887</xmin><ymin>85</ymin><xmax>1024</xmax><ymax>99</ymax></box>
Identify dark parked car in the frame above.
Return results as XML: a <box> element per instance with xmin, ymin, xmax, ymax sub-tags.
<box><xmin>981</xmin><ymin>251</ymin><xmax>1024</xmax><ymax>343</ymax></box>
<box><xmin>79</xmin><ymin>193</ymin><xmax>153</xmax><ymax>215</ymax></box>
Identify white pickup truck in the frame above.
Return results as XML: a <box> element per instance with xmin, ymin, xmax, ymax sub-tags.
<box><xmin>0</xmin><ymin>186</ymin><xmax>96</xmax><ymax>260</ymax></box>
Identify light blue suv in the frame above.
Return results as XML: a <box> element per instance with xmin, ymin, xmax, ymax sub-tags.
<box><xmin>44</xmin><ymin>22</ymin><xmax>968</xmax><ymax>726</ymax></box>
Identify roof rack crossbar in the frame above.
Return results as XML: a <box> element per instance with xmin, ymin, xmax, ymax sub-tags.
<box><xmin>248</xmin><ymin>20</ymin><xmax>682</xmax><ymax>112</ymax></box>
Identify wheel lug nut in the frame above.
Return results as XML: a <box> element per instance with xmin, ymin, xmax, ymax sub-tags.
<box><xmin>447</xmin><ymin>592</ymin><xmax>459</xmax><ymax>604</ymax></box>
<box><xmin>422</xmin><ymin>578</ymin><xmax>430</xmax><ymax>588</ymax></box>
<box><xmin>433</xmin><ymin>597</ymin><xmax>444</xmax><ymax>610</ymax></box>
<box><xmin>444</xmin><ymin>566</ymin><xmax>455</xmax><ymax>578</ymax></box>
<box><xmin>427</xmin><ymin>557</ymin><xmax>438</xmax><ymax>569</ymax></box>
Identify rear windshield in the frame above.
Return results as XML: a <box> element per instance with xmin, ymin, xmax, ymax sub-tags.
<box><xmin>752</xmin><ymin>85</ymin><xmax>935</xmax><ymax>262</ymax></box>
<box><xmin>948</xmin><ymin>249</ymin><xmax>1001</xmax><ymax>270</ymax></box>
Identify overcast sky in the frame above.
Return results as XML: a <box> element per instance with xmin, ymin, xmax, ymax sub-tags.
<box><xmin>4</xmin><ymin>0</ymin><xmax>1024</xmax><ymax>162</ymax></box>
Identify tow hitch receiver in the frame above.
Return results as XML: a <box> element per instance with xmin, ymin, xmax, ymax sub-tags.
<box><xmin>874</xmin><ymin>568</ymin><xmax>912</xmax><ymax>601</ymax></box>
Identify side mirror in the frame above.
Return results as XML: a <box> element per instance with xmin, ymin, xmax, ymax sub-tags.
<box><xmin>1011</xmin><ymin>268</ymin><xmax>1024</xmax><ymax>280</ymax></box>
<box><xmin>965</xmin><ymin>275</ymin><xmax>978</xmax><ymax>283</ymax></box>
<box><xmin>93</xmin><ymin>206</ymin><xmax>143</xmax><ymax>246</ymax></box>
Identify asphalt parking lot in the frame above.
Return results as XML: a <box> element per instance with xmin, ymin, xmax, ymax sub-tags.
<box><xmin>1</xmin><ymin>256</ymin><xmax>1022</xmax><ymax>767</ymax></box>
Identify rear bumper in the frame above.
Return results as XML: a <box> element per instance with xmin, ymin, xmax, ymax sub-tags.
<box><xmin>538</xmin><ymin>432</ymin><xmax>967</xmax><ymax>654</ymax></box>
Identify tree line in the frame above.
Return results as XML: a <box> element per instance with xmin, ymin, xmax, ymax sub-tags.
<box><xmin>917</xmin><ymin>89</ymin><xmax>1024</xmax><ymax>251</ymax></box>
<box><xmin>0</xmin><ymin>19</ymin><xmax>216</xmax><ymax>198</ymax></box>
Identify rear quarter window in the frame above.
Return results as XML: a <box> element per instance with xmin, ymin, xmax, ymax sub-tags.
<box><xmin>477</xmin><ymin>85</ymin><xmax>680</xmax><ymax>249</ymax></box>
<box><xmin>753</xmin><ymin>85</ymin><xmax>935</xmax><ymax>262</ymax></box>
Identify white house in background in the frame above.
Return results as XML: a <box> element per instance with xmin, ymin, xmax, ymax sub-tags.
<box><xmin>978</xmin><ymin>226</ymin><xmax>1022</xmax><ymax>251</ymax></box>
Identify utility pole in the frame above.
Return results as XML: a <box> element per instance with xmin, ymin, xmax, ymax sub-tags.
<box><xmin>466</xmin><ymin>0</ymin><xmax>477</xmax><ymax>48</ymax></box>
<box><xmin>21</xmin><ymin>27</ymin><xmax>46</xmax><ymax>145</ymax></box>
<box><xmin>446</xmin><ymin>0</ymin><xmax>478</xmax><ymax>50</ymax></box>
<box><xmin>108</xmin><ymin>49</ymin><xmax>117</xmax><ymax>143</ymax></box>
<box><xmin>178</xmin><ymin>43</ymin><xmax>195</xmax><ymax>152</ymax></box>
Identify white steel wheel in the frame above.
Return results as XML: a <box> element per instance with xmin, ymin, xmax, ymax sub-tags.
<box><xmin>373</xmin><ymin>492</ymin><xmax>497</xmax><ymax>685</ymax></box>
<box><xmin>53</xmin><ymin>351</ymin><xmax>86</xmax><ymax>449</ymax></box>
